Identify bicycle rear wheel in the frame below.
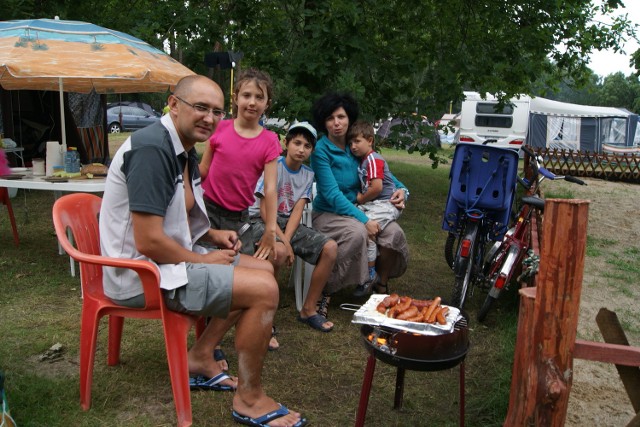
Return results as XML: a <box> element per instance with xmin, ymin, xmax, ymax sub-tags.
<box><xmin>450</xmin><ymin>221</ymin><xmax>478</xmax><ymax>309</ymax></box>
<box><xmin>451</xmin><ymin>256</ymin><xmax>473</xmax><ymax>308</ymax></box>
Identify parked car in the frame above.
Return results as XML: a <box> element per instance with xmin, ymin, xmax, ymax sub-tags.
<box><xmin>106</xmin><ymin>105</ymin><xmax>161</xmax><ymax>133</ymax></box>
<box><xmin>376</xmin><ymin>116</ymin><xmax>441</xmax><ymax>149</ymax></box>
<box><xmin>107</xmin><ymin>101</ymin><xmax>160</xmax><ymax>117</ymax></box>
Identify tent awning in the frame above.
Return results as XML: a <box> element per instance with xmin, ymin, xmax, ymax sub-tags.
<box><xmin>530</xmin><ymin>97</ymin><xmax>631</xmax><ymax>118</ymax></box>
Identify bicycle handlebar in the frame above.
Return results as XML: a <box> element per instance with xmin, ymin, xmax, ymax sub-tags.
<box><xmin>517</xmin><ymin>175</ymin><xmax>532</xmax><ymax>190</ymax></box>
<box><xmin>538</xmin><ymin>165</ymin><xmax>587</xmax><ymax>185</ymax></box>
<box><xmin>564</xmin><ymin>175</ymin><xmax>586</xmax><ymax>185</ymax></box>
<box><xmin>521</xmin><ymin>145</ymin><xmax>587</xmax><ymax>186</ymax></box>
<box><xmin>521</xmin><ymin>145</ymin><xmax>535</xmax><ymax>157</ymax></box>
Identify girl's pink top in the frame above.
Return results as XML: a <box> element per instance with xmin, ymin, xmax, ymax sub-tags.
<box><xmin>201</xmin><ymin>119</ymin><xmax>281</xmax><ymax>211</ymax></box>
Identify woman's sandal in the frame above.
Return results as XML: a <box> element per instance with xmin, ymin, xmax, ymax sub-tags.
<box><xmin>374</xmin><ymin>281</ymin><xmax>389</xmax><ymax>294</ymax></box>
<box><xmin>213</xmin><ymin>346</ymin><xmax>228</xmax><ymax>371</ymax></box>
<box><xmin>213</xmin><ymin>347</ymin><xmax>226</xmax><ymax>362</ymax></box>
<box><xmin>316</xmin><ymin>293</ymin><xmax>331</xmax><ymax>319</ymax></box>
<box><xmin>268</xmin><ymin>325</ymin><xmax>280</xmax><ymax>351</ymax></box>
<box><xmin>297</xmin><ymin>313</ymin><xmax>333</xmax><ymax>332</ymax></box>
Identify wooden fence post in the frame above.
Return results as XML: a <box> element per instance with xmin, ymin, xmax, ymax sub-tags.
<box><xmin>504</xmin><ymin>198</ymin><xmax>590</xmax><ymax>426</ymax></box>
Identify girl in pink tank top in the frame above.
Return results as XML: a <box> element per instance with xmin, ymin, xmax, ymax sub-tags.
<box><xmin>199</xmin><ymin>68</ymin><xmax>283</xmax><ymax>352</ymax></box>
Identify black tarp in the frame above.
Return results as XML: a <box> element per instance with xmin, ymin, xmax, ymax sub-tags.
<box><xmin>0</xmin><ymin>88</ymin><xmax>108</xmax><ymax>164</ymax></box>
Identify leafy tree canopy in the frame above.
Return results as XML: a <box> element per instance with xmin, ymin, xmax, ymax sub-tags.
<box><xmin>5</xmin><ymin>0</ymin><xmax>638</xmax><ymax>122</ymax></box>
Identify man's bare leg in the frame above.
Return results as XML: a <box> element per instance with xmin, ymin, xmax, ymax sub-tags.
<box><xmin>231</xmin><ymin>266</ymin><xmax>304</xmax><ymax>426</ymax></box>
<box><xmin>188</xmin><ymin>257</ymin><xmax>273</xmax><ymax>387</ymax></box>
<box><xmin>242</xmin><ymin>252</ymin><xmax>282</xmax><ymax>350</ymax></box>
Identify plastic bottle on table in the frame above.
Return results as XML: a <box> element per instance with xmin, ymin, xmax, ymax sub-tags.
<box><xmin>65</xmin><ymin>147</ymin><xmax>80</xmax><ymax>173</ymax></box>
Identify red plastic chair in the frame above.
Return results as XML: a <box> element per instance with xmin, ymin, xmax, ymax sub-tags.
<box><xmin>0</xmin><ymin>187</ymin><xmax>19</xmax><ymax>247</ymax></box>
<box><xmin>52</xmin><ymin>193</ymin><xmax>204</xmax><ymax>427</ymax></box>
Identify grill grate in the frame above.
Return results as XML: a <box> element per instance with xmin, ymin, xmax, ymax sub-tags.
<box><xmin>454</xmin><ymin>317</ymin><xmax>468</xmax><ymax>331</ymax></box>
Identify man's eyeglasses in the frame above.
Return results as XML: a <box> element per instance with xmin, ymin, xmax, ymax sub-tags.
<box><xmin>174</xmin><ymin>96</ymin><xmax>226</xmax><ymax>119</ymax></box>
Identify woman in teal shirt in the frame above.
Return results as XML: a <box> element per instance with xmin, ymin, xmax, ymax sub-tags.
<box><xmin>310</xmin><ymin>92</ymin><xmax>409</xmax><ymax>312</ymax></box>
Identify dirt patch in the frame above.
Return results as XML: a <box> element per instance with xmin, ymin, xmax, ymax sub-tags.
<box><xmin>25</xmin><ymin>354</ymin><xmax>78</xmax><ymax>380</ymax></box>
<box><xmin>543</xmin><ymin>177</ymin><xmax>640</xmax><ymax>426</ymax></box>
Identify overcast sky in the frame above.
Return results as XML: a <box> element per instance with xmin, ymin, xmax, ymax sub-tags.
<box><xmin>588</xmin><ymin>3</ymin><xmax>639</xmax><ymax>77</ymax></box>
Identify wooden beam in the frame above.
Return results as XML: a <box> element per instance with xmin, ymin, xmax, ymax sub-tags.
<box><xmin>595</xmin><ymin>308</ymin><xmax>640</xmax><ymax>412</ymax></box>
<box><xmin>503</xmin><ymin>199</ymin><xmax>589</xmax><ymax>426</ymax></box>
<box><xmin>626</xmin><ymin>411</ymin><xmax>640</xmax><ymax>427</ymax></box>
<box><xmin>574</xmin><ymin>340</ymin><xmax>640</xmax><ymax>367</ymax></box>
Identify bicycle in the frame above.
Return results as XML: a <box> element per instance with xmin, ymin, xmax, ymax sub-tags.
<box><xmin>442</xmin><ymin>141</ymin><xmax>521</xmax><ymax>310</ymax></box>
<box><xmin>476</xmin><ymin>145</ymin><xmax>586</xmax><ymax>321</ymax></box>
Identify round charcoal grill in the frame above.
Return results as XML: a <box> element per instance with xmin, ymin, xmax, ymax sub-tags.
<box><xmin>355</xmin><ymin>311</ymin><xmax>470</xmax><ymax>427</ymax></box>
<box><xmin>360</xmin><ymin>313</ymin><xmax>469</xmax><ymax>371</ymax></box>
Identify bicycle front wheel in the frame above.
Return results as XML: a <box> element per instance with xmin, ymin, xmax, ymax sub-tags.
<box><xmin>444</xmin><ymin>232</ymin><xmax>459</xmax><ymax>270</ymax></box>
<box><xmin>478</xmin><ymin>243</ymin><xmax>521</xmax><ymax>321</ymax></box>
<box><xmin>477</xmin><ymin>295</ymin><xmax>497</xmax><ymax>322</ymax></box>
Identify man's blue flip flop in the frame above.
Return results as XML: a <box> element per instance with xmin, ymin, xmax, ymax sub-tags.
<box><xmin>189</xmin><ymin>372</ymin><xmax>235</xmax><ymax>391</ymax></box>
<box><xmin>232</xmin><ymin>403</ymin><xmax>308</xmax><ymax>427</ymax></box>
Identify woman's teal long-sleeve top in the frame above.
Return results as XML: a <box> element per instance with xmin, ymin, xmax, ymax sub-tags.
<box><xmin>310</xmin><ymin>135</ymin><xmax>407</xmax><ymax>224</ymax></box>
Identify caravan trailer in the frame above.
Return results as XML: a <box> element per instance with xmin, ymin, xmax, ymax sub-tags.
<box><xmin>457</xmin><ymin>92</ymin><xmax>531</xmax><ymax>150</ymax></box>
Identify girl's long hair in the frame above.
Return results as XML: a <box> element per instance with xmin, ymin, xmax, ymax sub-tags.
<box><xmin>232</xmin><ymin>68</ymin><xmax>274</xmax><ymax>118</ymax></box>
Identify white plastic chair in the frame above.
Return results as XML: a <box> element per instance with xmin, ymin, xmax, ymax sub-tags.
<box><xmin>289</xmin><ymin>183</ymin><xmax>316</xmax><ymax>311</ymax></box>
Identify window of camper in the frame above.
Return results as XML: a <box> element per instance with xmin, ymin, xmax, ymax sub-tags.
<box><xmin>546</xmin><ymin>116</ymin><xmax>580</xmax><ymax>150</ymax></box>
<box><xmin>476</xmin><ymin>103</ymin><xmax>514</xmax><ymax>115</ymax></box>
<box><xmin>475</xmin><ymin>103</ymin><xmax>514</xmax><ymax>128</ymax></box>
<box><xmin>475</xmin><ymin>115</ymin><xmax>513</xmax><ymax>128</ymax></box>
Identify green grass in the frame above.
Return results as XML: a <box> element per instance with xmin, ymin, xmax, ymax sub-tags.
<box><xmin>585</xmin><ymin>235</ymin><xmax>619</xmax><ymax>257</ymax></box>
<box><xmin>584</xmin><ymin>235</ymin><xmax>640</xmax><ymax>300</ymax></box>
<box><xmin>617</xmin><ymin>308</ymin><xmax>640</xmax><ymax>335</ymax></box>
<box><xmin>0</xmin><ymin>146</ymin><xmax>605</xmax><ymax>426</ymax></box>
<box><xmin>602</xmin><ymin>246</ymin><xmax>640</xmax><ymax>297</ymax></box>
<box><xmin>543</xmin><ymin>189</ymin><xmax>575</xmax><ymax>199</ymax></box>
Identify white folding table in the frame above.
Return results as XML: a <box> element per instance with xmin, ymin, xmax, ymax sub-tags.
<box><xmin>0</xmin><ymin>174</ymin><xmax>106</xmax><ymax>276</ymax></box>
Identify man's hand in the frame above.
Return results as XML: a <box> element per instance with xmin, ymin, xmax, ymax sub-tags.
<box><xmin>356</xmin><ymin>192</ymin><xmax>365</xmax><ymax>205</ymax></box>
<box><xmin>209</xmin><ymin>229</ymin><xmax>240</xmax><ymax>252</ymax></box>
<box><xmin>201</xmin><ymin>249</ymin><xmax>237</xmax><ymax>265</ymax></box>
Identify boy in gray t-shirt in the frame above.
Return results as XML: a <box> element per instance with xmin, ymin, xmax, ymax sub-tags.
<box><xmin>248</xmin><ymin>122</ymin><xmax>336</xmax><ymax>335</ymax></box>
<box><xmin>348</xmin><ymin>120</ymin><xmax>402</xmax><ymax>297</ymax></box>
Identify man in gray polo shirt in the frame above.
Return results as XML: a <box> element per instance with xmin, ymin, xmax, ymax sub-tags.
<box><xmin>99</xmin><ymin>75</ymin><xmax>306</xmax><ymax>427</ymax></box>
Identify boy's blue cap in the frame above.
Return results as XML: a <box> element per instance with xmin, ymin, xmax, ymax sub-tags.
<box><xmin>288</xmin><ymin>121</ymin><xmax>317</xmax><ymax>142</ymax></box>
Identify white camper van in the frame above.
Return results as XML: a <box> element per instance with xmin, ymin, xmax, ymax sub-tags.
<box><xmin>457</xmin><ymin>91</ymin><xmax>530</xmax><ymax>150</ymax></box>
